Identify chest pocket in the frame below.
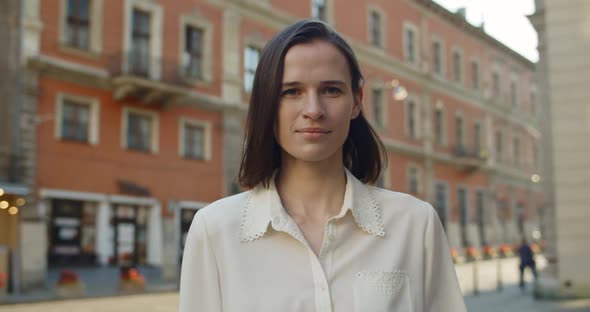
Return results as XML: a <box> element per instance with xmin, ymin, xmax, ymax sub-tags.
<box><xmin>353</xmin><ymin>270</ymin><xmax>413</xmax><ymax>312</ymax></box>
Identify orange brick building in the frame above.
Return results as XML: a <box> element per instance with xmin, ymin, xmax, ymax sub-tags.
<box><xmin>4</xmin><ymin>0</ymin><xmax>542</xmax><ymax>291</ymax></box>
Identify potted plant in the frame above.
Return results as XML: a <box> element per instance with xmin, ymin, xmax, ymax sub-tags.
<box><xmin>482</xmin><ymin>245</ymin><xmax>497</xmax><ymax>259</ymax></box>
<box><xmin>465</xmin><ymin>246</ymin><xmax>480</xmax><ymax>261</ymax></box>
<box><xmin>119</xmin><ymin>266</ymin><xmax>146</xmax><ymax>293</ymax></box>
<box><xmin>55</xmin><ymin>270</ymin><xmax>85</xmax><ymax>298</ymax></box>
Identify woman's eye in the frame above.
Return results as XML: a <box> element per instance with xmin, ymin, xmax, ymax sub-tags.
<box><xmin>281</xmin><ymin>89</ymin><xmax>300</xmax><ymax>97</ymax></box>
<box><xmin>323</xmin><ymin>87</ymin><xmax>342</xmax><ymax>96</ymax></box>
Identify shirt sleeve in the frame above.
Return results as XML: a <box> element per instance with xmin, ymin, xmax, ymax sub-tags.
<box><xmin>423</xmin><ymin>202</ymin><xmax>467</xmax><ymax>312</ymax></box>
<box><xmin>179</xmin><ymin>211</ymin><xmax>223</xmax><ymax>312</ymax></box>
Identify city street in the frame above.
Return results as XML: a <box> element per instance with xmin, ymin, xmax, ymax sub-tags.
<box><xmin>2</xmin><ymin>256</ymin><xmax>589</xmax><ymax>312</ymax></box>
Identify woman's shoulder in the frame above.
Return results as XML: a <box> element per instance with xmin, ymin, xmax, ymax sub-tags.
<box><xmin>196</xmin><ymin>190</ymin><xmax>252</xmax><ymax>229</ymax></box>
<box><xmin>370</xmin><ymin>186</ymin><xmax>435</xmax><ymax>220</ymax></box>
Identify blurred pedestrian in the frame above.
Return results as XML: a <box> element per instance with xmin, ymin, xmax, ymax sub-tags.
<box><xmin>179</xmin><ymin>19</ymin><xmax>466</xmax><ymax>312</ymax></box>
<box><xmin>517</xmin><ymin>238</ymin><xmax>538</xmax><ymax>291</ymax></box>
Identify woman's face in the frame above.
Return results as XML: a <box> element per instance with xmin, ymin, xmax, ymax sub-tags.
<box><xmin>275</xmin><ymin>40</ymin><xmax>362</xmax><ymax>165</ymax></box>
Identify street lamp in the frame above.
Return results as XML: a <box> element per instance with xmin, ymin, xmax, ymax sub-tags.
<box><xmin>390</xmin><ymin>79</ymin><xmax>408</xmax><ymax>101</ymax></box>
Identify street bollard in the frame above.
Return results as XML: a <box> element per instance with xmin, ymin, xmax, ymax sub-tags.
<box><xmin>496</xmin><ymin>255</ymin><xmax>503</xmax><ymax>292</ymax></box>
<box><xmin>473</xmin><ymin>257</ymin><xmax>479</xmax><ymax>296</ymax></box>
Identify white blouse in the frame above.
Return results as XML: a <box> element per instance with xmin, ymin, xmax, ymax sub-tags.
<box><xmin>179</xmin><ymin>170</ymin><xmax>466</xmax><ymax>312</ymax></box>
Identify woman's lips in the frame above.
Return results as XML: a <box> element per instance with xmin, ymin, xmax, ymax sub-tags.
<box><xmin>297</xmin><ymin>128</ymin><xmax>331</xmax><ymax>139</ymax></box>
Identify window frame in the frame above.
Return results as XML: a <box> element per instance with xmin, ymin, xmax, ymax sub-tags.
<box><xmin>179</xmin><ymin>14</ymin><xmax>213</xmax><ymax>84</ymax></box>
<box><xmin>311</xmin><ymin>0</ymin><xmax>330</xmax><ymax>22</ymax></box>
<box><xmin>407</xmin><ymin>164</ymin><xmax>422</xmax><ymax>195</ymax></box>
<box><xmin>495</xmin><ymin>129</ymin><xmax>503</xmax><ymax>163</ymax></box>
<box><xmin>55</xmin><ymin>93</ymin><xmax>100</xmax><ymax>145</ymax></box>
<box><xmin>243</xmin><ymin>45</ymin><xmax>262</xmax><ymax>93</ymax></box>
<box><xmin>121</xmin><ymin>106</ymin><xmax>159</xmax><ymax>154</ymax></box>
<box><xmin>470</xmin><ymin>58</ymin><xmax>480</xmax><ymax>91</ymax></box>
<box><xmin>431</xmin><ymin>36</ymin><xmax>445</xmax><ymax>77</ymax></box>
<box><xmin>371</xmin><ymin>86</ymin><xmax>387</xmax><ymax>128</ymax></box>
<box><xmin>123</xmin><ymin>0</ymin><xmax>163</xmax><ymax>80</ymax></box>
<box><xmin>452</xmin><ymin>47</ymin><xmax>464</xmax><ymax>84</ymax></box>
<box><xmin>434</xmin><ymin>180</ymin><xmax>450</xmax><ymax>230</ymax></box>
<box><xmin>433</xmin><ymin>101</ymin><xmax>447</xmax><ymax>146</ymax></box>
<box><xmin>405</xmin><ymin>96</ymin><xmax>420</xmax><ymax>139</ymax></box>
<box><xmin>368</xmin><ymin>7</ymin><xmax>385</xmax><ymax>49</ymax></box>
<box><xmin>473</xmin><ymin>120</ymin><xmax>482</xmax><ymax>153</ymax></box>
<box><xmin>59</xmin><ymin>0</ymin><xmax>103</xmax><ymax>55</ymax></box>
<box><xmin>179</xmin><ymin>117</ymin><xmax>212</xmax><ymax>161</ymax></box>
<box><xmin>510</xmin><ymin>71</ymin><xmax>520</xmax><ymax>109</ymax></box>
<box><xmin>454</xmin><ymin>111</ymin><xmax>465</xmax><ymax>148</ymax></box>
<box><xmin>403</xmin><ymin>22</ymin><xmax>419</xmax><ymax>65</ymax></box>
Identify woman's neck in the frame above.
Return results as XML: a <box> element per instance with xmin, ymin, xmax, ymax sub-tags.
<box><xmin>275</xmin><ymin>156</ymin><xmax>347</xmax><ymax>222</ymax></box>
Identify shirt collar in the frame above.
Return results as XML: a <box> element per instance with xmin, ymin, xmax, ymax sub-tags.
<box><xmin>240</xmin><ymin>169</ymin><xmax>385</xmax><ymax>243</ymax></box>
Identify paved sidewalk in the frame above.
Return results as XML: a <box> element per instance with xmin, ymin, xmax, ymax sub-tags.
<box><xmin>465</xmin><ymin>286</ymin><xmax>590</xmax><ymax>312</ymax></box>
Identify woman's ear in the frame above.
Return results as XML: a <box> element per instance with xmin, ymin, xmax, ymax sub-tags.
<box><xmin>352</xmin><ymin>87</ymin><xmax>363</xmax><ymax>119</ymax></box>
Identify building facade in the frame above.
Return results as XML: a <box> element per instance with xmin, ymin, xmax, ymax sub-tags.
<box><xmin>3</xmin><ymin>0</ymin><xmax>541</xmax><ymax>292</ymax></box>
<box><xmin>529</xmin><ymin>0</ymin><xmax>590</xmax><ymax>299</ymax></box>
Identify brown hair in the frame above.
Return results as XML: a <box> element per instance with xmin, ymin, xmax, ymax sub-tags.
<box><xmin>239</xmin><ymin>19</ymin><xmax>387</xmax><ymax>189</ymax></box>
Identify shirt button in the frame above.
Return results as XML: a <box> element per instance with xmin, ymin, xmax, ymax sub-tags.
<box><xmin>328</xmin><ymin>234</ymin><xmax>335</xmax><ymax>241</ymax></box>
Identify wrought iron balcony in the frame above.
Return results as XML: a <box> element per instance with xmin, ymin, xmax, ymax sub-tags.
<box><xmin>108</xmin><ymin>52</ymin><xmax>199</xmax><ymax>104</ymax></box>
<box><xmin>452</xmin><ymin>145</ymin><xmax>488</xmax><ymax>171</ymax></box>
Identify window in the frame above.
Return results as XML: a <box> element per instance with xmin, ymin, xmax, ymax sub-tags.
<box><xmin>432</xmin><ymin>40</ymin><xmax>443</xmax><ymax>75</ymax></box>
<box><xmin>244</xmin><ymin>46</ymin><xmax>261</xmax><ymax>92</ymax></box>
<box><xmin>455</xmin><ymin>114</ymin><xmax>464</xmax><ymax>147</ymax></box>
<box><xmin>406</xmin><ymin>99</ymin><xmax>418</xmax><ymax>139</ymax></box>
<box><xmin>127</xmin><ymin>112</ymin><xmax>152</xmax><ymax>151</ymax></box>
<box><xmin>434</xmin><ymin>107</ymin><xmax>445</xmax><ymax>145</ymax></box>
<box><xmin>457</xmin><ymin>187</ymin><xmax>469</xmax><ymax>247</ymax></box>
<box><xmin>476</xmin><ymin>190</ymin><xmax>486</xmax><ymax>245</ymax></box>
<box><xmin>184</xmin><ymin>124</ymin><xmax>204</xmax><ymax>159</ymax></box>
<box><xmin>495</xmin><ymin>131</ymin><xmax>503</xmax><ymax>162</ymax></box>
<box><xmin>404</xmin><ymin>24</ymin><xmax>418</xmax><ymax>64</ymax></box>
<box><xmin>372</xmin><ymin>89</ymin><xmax>384</xmax><ymax>127</ymax></box>
<box><xmin>123</xmin><ymin>0</ymin><xmax>162</xmax><ymax>79</ymax></box>
<box><xmin>311</xmin><ymin>0</ymin><xmax>326</xmax><ymax>21</ymax></box>
<box><xmin>471</xmin><ymin>60</ymin><xmax>479</xmax><ymax>90</ymax></box>
<box><xmin>408</xmin><ymin>166</ymin><xmax>419</xmax><ymax>194</ymax></box>
<box><xmin>130</xmin><ymin>9</ymin><xmax>151</xmax><ymax>76</ymax></box>
<box><xmin>492</xmin><ymin>71</ymin><xmax>500</xmax><ymax>98</ymax></box>
<box><xmin>369</xmin><ymin>10</ymin><xmax>382</xmax><ymax>48</ymax></box>
<box><xmin>123</xmin><ymin>108</ymin><xmax>158</xmax><ymax>153</ymax></box>
<box><xmin>183</xmin><ymin>26</ymin><xmax>203</xmax><ymax>79</ymax></box>
<box><xmin>453</xmin><ymin>49</ymin><xmax>463</xmax><ymax>83</ymax></box>
<box><xmin>66</xmin><ymin>0</ymin><xmax>90</xmax><ymax>49</ymax></box>
<box><xmin>180</xmin><ymin>118</ymin><xmax>211</xmax><ymax>161</ymax></box>
<box><xmin>473</xmin><ymin>123</ymin><xmax>481</xmax><ymax>153</ymax></box>
<box><xmin>510</xmin><ymin>80</ymin><xmax>518</xmax><ymax>107</ymax></box>
<box><xmin>61</xmin><ymin>99</ymin><xmax>90</xmax><ymax>142</ymax></box>
<box><xmin>56</xmin><ymin>93</ymin><xmax>99</xmax><ymax>145</ymax></box>
<box><xmin>434</xmin><ymin>182</ymin><xmax>448</xmax><ymax>230</ymax></box>
<box><xmin>514</xmin><ymin>137</ymin><xmax>520</xmax><ymax>165</ymax></box>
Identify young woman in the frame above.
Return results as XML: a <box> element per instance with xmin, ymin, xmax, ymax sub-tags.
<box><xmin>179</xmin><ymin>20</ymin><xmax>466</xmax><ymax>312</ymax></box>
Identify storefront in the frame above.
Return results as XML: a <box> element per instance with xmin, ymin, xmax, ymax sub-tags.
<box><xmin>40</xmin><ymin>189</ymin><xmax>163</xmax><ymax>268</ymax></box>
<box><xmin>174</xmin><ymin>201</ymin><xmax>206</xmax><ymax>266</ymax></box>
<box><xmin>0</xmin><ymin>183</ymin><xmax>29</xmax><ymax>294</ymax></box>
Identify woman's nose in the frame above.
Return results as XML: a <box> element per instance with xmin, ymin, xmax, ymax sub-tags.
<box><xmin>302</xmin><ymin>92</ymin><xmax>326</xmax><ymax>120</ymax></box>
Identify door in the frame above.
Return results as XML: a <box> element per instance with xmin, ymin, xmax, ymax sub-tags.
<box><xmin>49</xmin><ymin>199</ymin><xmax>83</xmax><ymax>266</ymax></box>
<box><xmin>113</xmin><ymin>205</ymin><xmax>137</xmax><ymax>267</ymax></box>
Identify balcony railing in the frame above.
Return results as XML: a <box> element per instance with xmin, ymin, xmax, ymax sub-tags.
<box><xmin>452</xmin><ymin>145</ymin><xmax>487</xmax><ymax>171</ymax></box>
<box><xmin>108</xmin><ymin>52</ymin><xmax>202</xmax><ymax>103</ymax></box>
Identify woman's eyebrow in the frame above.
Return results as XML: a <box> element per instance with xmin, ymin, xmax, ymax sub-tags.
<box><xmin>281</xmin><ymin>80</ymin><xmax>347</xmax><ymax>87</ymax></box>
<box><xmin>320</xmin><ymin>80</ymin><xmax>347</xmax><ymax>86</ymax></box>
<box><xmin>281</xmin><ymin>81</ymin><xmax>301</xmax><ymax>88</ymax></box>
